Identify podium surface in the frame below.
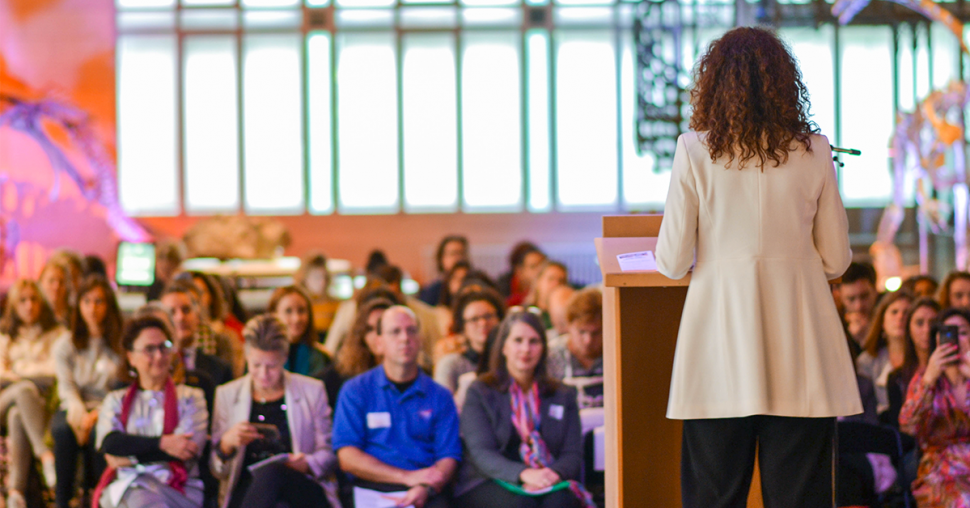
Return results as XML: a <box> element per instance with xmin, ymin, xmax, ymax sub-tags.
<box><xmin>598</xmin><ymin>215</ymin><xmax>764</xmax><ymax>508</ymax></box>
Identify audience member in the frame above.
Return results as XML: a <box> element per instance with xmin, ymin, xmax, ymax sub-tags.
<box><xmin>160</xmin><ymin>281</ymin><xmax>234</xmax><ymax>389</ymax></box>
<box><xmin>886</xmin><ymin>297</ymin><xmax>941</xmax><ymax>429</ymax></box>
<box><xmin>523</xmin><ymin>261</ymin><xmax>568</xmax><ymax>329</ymax></box>
<box><xmin>434</xmin><ymin>260</ymin><xmax>471</xmax><ymax>338</ymax></box>
<box><xmin>420</xmin><ymin>235</ymin><xmax>470</xmax><ymax>307</ymax></box>
<box><xmin>365</xmin><ymin>250</ymin><xmax>389</xmax><ymax>277</ymax></box>
<box><xmin>49</xmin><ymin>249</ymin><xmax>84</xmax><ymax>300</ymax></box>
<box><xmin>499</xmin><ymin>242</ymin><xmax>547</xmax><ymax>307</ymax></box>
<box><xmin>901</xmin><ymin>275</ymin><xmax>939</xmax><ymax>299</ymax></box>
<box><xmin>147</xmin><ymin>240</ymin><xmax>185</xmax><ymax>302</ymax></box>
<box><xmin>267</xmin><ymin>285</ymin><xmax>332</xmax><ymax>378</ymax></box>
<box><xmin>548</xmin><ymin>289</ymin><xmax>603</xmax><ymax>408</ymax></box>
<box><xmin>320</xmin><ymin>298</ymin><xmax>394</xmax><ymax>411</ymax></box>
<box><xmin>217</xmin><ymin>277</ymin><xmax>249</xmax><ymax>335</ymax></box>
<box><xmin>455</xmin><ymin>310</ymin><xmax>590</xmax><ymax>508</ymax></box>
<box><xmin>856</xmin><ymin>290</ymin><xmax>913</xmax><ymax>415</ymax></box>
<box><xmin>434</xmin><ymin>288</ymin><xmax>505</xmax><ymax>397</ymax></box>
<box><xmin>900</xmin><ymin>307</ymin><xmax>970</xmax><ymax>507</ymax></box>
<box><xmin>840</xmin><ymin>261</ymin><xmax>879</xmax><ymax>347</ymax></box>
<box><xmin>938</xmin><ymin>270</ymin><xmax>970</xmax><ymax>310</ymax></box>
<box><xmin>211</xmin><ymin>315</ymin><xmax>339</xmax><ymax>508</ymax></box>
<box><xmin>0</xmin><ymin>279</ymin><xmax>66</xmax><ymax>505</ymax></box>
<box><xmin>39</xmin><ymin>257</ymin><xmax>74</xmax><ymax>326</ymax></box>
<box><xmin>181</xmin><ymin>271</ymin><xmax>245</xmax><ymax>375</ymax></box>
<box><xmin>93</xmin><ymin>313</ymin><xmax>208</xmax><ymax>508</ymax></box>
<box><xmin>333</xmin><ymin>306</ymin><xmax>461</xmax><ymax>508</ymax></box>
<box><xmin>52</xmin><ymin>276</ymin><xmax>124</xmax><ymax>508</ymax></box>
<box><xmin>295</xmin><ymin>252</ymin><xmax>341</xmax><ymax>339</ymax></box>
<box><xmin>546</xmin><ymin>285</ymin><xmax>576</xmax><ymax>348</ymax></box>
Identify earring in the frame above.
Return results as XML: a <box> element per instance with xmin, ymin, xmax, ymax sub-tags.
<box><xmin>129</xmin><ymin>368</ymin><xmax>137</xmax><ymax>378</ymax></box>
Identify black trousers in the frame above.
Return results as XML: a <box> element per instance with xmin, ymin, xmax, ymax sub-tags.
<box><xmin>456</xmin><ymin>480</ymin><xmax>582</xmax><ymax>508</ymax></box>
<box><xmin>231</xmin><ymin>462</ymin><xmax>330</xmax><ymax>508</ymax></box>
<box><xmin>681</xmin><ymin>415</ymin><xmax>835</xmax><ymax>508</ymax></box>
<box><xmin>51</xmin><ymin>410</ymin><xmax>105</xmax><ymax>508</ymax></box>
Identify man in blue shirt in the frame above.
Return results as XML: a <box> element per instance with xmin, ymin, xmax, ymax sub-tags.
<box><xmin>333</xmin><ymin>306</ymin><xmax>461</xmax><ymax>508</ymax></box>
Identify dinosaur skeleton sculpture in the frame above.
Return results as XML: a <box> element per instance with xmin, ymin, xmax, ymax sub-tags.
<box><xmin>832</xmin><ymin>0</ymin><xmax>970</xmax><ymax>275</ymax></box>
<box><xmin>0</xmin><ymin>93</ymin><xmax>150</xmax><ymax>273</ymax></box>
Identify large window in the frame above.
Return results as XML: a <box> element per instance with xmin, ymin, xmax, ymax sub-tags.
<box><xmin>116</xmin><ymin>2</ymin><xmax>965</xmax><ymax>214</ymax></box>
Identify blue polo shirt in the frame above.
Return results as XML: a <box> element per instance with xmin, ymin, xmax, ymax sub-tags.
<box><xmin>332</xmin><ymin>366</ymin><xmax>462</xmax><ymax>471</ymax></box>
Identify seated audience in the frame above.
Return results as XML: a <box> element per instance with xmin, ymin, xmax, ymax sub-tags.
<box><xmin>523</xmin><ymin>261</ymin><xmax>568</xmax><ymax>329</ymax></box>
<box><xmin>211</xmin><ymin>315</ymin><xmax>339</xmax><ymax>508</ymax></box>
<box><xmin>267</xmin><ymin>285</ymin><xmax>333</xmax><ymax>378</ymax></box>
<box><xmin>39</xmin><ymin>257</ymin><xmax>74</xmax><ymax>326</ymax></box>
<box><xmin>499</xmin><ymin>242</ymin><xmax>547</xmax><ymax>307</ymax></box>
<box><xmin>52</xmin><ymin>276</ymin><xmax>124</xmax><ymax>508</ymax></box>
<box><xmin>49</xmin><ymin>249</ymin><xmax>84</xmax><ymax>299</ymax></box>
<box><xmin>324</xmin><ymin>281</ymin><xmax>403</xmax><ymax>355</ymax></box>
<box><xmin>0</xmin><ymin>279</ymin><xmax>66</xmax><ymax>506</ymax></box>
<box><xmin>901</xmin><ymin>275</ymin><xmax>939</xmax><ymax>299</ymax></box>
<box><xmin>455</xmin><ymin>310</ymin><xmax>592</xmax><ymax>508</ymax></box>
<box><xmin>181</xmin><ymin>272</ymin><xmax>245</xmax><ymax>375</ymax></box>
<box><xmin>434</xmin><ymin>288</ymin><xmax>505</xmax><ymax>396</ymax></box>
<box><xmin>93</xmin><ymin>313</ymin><xmax>208</xmax><ymax>508</ymax></box>
<box><xmin>147</xmin><ymin>240</ymin><xmax>185</xmax><ymax>302</ymax></box>
<box><xmin>938</xmin><ymin>270</ymin><xmax>970</xmax><ymax>310</ymax></box>
<box><xmin>856</xmin><ymin>290</ymin><xmax>913</xmax><ymax>415</ymax></box>
<box><xmin>840</xmin><ymin>262</ymin><xmax>879</xmax><ymax>348</ymax></box>
<box><xmin>546</xmin><ymin>285</ymin><xmax>576</xmax><ymax>348</ymax></box>
<box><xmin>548</xmin><ymin>289</ymin><xmax>604</xmax><ymax>408</ymax></box>
<box><xmin>900</xmin><ymin>307</ymin><xmax>970</xmax><ymax>507</ymax></box>
<box><xmin>160</xmin><ymin>281</ymin><xmax>234</xmax><ymax>395</ymax></box>
<box><xmin>296</xmin><ymin>253</ymin><xmax>341</xmax><ymax>339</ymax></box>
<box><xmin>420</xmin><ymin>235</ymin><xmax>470</xmax><ymax>307</ymax></box>
<box><xmin>333</xmin><ymin>306</ymin><xmax>461</xmax><ymax>508</ymax></box>
<box><xmin>321</xmin><ymin>297</ymin><xmax>394</xmax><ymax>410</ymax></box>
<box><xmin>82</xmin><ymin>255</ymin><xmax>108</xmax><ymax>279</ymax></box>
<box><xmin>886</xmin><ymin>297</ymin><xmax>941</xmax><ymax>429</ymax></box>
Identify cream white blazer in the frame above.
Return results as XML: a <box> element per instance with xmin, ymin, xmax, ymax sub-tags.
<box><xmin>210</xmin><ymin>372</ymin><xmax>341</xmax><ymax>508</ymax></box>
<box><xmin>656</xmin><ymin>131</ymin><xmax>863</xmax><ymax>419</ymax></box>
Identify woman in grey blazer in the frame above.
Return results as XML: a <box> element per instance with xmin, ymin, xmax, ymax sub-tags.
<box><xmin>456</xmin><ymin>310</ymin><xmax>589</xmax><ymax>508</ymax></box>
<box><xmin>210</xmin><ymin>315</ymin><xmax>340</xmax><ymax>508</ymax></box>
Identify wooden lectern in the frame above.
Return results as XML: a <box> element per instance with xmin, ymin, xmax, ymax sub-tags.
<box><xmin>597</xmin><ymin>214</ymin><xmax>764</xmax><ymax>508</ymax></box>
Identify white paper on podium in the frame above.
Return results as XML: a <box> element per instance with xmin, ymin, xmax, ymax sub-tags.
<box><xmin>353</xmin><ymin>487</ymin><xmax>414</xmax><ymax>508</ymax></box>
<box><xmin>616</xmin><ymin>250</ymin><xmax>657</xmax><ymax>272</ymax></box>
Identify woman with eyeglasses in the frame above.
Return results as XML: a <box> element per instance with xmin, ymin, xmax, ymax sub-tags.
<box><xmin>51</xmin><ymin>276</ymin><xmax>125</xmax><ymax>508</ymax></box>
<box><xmin>93</xmin><ymin>312</ymin><xmax>208</xmax><ymax>508</ymax></box>
<box><xmin>0</xmin><ymin>279</ymin><xmax>69</xmax><ymax>507</ymax></box>
<box><xmin>434</xmin><ymin>288</ymin><xmax>505</xmax><ymax>398</ymax></box>
<box><xmin>210</xmin><ymin>314</ymin><xmax>339</xmax><ymax>508</ymax></box>
<box><xmin>456</xmin><ymin>310</ymin><xmax>591</xmax><ymax>508</ymax></box>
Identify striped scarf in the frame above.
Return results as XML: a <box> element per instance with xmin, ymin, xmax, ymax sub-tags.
<box><xmin>509</xmin><ymin>382</ymin><xmax>596</xmax><ymax>508</ymax></box>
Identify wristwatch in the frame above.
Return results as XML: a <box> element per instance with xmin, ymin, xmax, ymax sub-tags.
<box><xmin>419</xmin><ymin>483</ymin><xmax>437</xmax><ymax>497</ymax></box>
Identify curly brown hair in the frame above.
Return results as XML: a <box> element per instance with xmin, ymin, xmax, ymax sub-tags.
<box><xmin>334</xmin><ymin>297</ymin><xmax>395</xmax><ymax>378</ymax></box>
<box><xmin>689</xmin><ymin>26</ymin><xmax>819</xmax><ymax>169</ymax></box>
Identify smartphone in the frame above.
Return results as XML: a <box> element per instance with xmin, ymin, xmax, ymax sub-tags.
<box><xmin>939</xmin><ymin>325</ymin><xmax>961</xmax><ymax>361</ymax></box>
<box><xmin>252</xmin><ymin>423</ymin><xmax>281</xmax><ymax>442</ymax></box>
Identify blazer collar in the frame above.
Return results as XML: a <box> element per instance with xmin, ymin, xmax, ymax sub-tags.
<box><xmin>234</xmin><ymin>373</ymin><xmax>303</xmax><ymax>453</ymax></box>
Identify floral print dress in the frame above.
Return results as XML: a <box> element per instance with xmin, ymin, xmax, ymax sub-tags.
<box><xmin>899</xmin><ymin>369</ymin><xmax>970</xmax><ymax>507</ymax></box>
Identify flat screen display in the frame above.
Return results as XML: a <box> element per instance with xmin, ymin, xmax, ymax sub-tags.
<box><xmin>116</xmin><ymin>242</ymin><xmax>155</xmax><ymax>287</ymax></box>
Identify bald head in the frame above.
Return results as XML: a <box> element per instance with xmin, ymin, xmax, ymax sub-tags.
<box><xmin>379</xmin><ymin>305</ymin><xmax>421</xmax><ymax>369</ymax></box>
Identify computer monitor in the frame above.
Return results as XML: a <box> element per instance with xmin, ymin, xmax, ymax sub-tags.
<box><xmin>116</xmin><ymin>242</ymin><xmax>155</xmax><ymax>287</ymax></box>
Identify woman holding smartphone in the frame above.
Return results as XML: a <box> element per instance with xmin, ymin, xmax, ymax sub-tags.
<box><xmin>211</xmin><ymin>314</ymin><xmax>339</xmax><ymax>508</ymax></box>
<box><xmin>900</xmin><ymin>307</ymin><xmax>970</xmax><ymax>505</ymax></box>
<box><xmin>654</xmin><ymin>26</ymin><xmax>861</xmax><ymax>507</ymax></box>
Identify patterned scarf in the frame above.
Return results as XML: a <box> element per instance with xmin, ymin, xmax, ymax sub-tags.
<box><xmin>509</xmin><ymin>382</ymin><xmax>596</xmax><ymax>508</ymax></box>
<box><xmin>196</xmin><ymin>322</ymin><xmax>217</xmax><ymax>356</ymax></box>
<box><xmin>91</xmin><ymin>378</ymin><xmax>187</xmax><ymax>508</ymax></box>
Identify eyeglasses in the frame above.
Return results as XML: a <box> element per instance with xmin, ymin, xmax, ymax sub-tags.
<box><xmin>508</xmin><ymin>306</ymin><xmax>544</xmax><ymax>317</ymax></box>
<box><xmin>132</xmin><ymin>340</ymin><xmax>173</xmax><ymax>356</ymax></box>
<box><xmin>465</xmin><ymin>313</ymin><xmax>498</xmax><ymax>325</ymax></box>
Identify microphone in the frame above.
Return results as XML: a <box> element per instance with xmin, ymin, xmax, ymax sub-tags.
<box><xmin>831</xmin><ymin>145</ymin><xmax>861</xmax><ymax>156</ymax></box>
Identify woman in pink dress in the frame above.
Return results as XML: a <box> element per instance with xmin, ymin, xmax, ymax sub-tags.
<box><xmin>900</xmin><ymin>306</ymin><xmax>970</xmax><ymax>506</ymax></box>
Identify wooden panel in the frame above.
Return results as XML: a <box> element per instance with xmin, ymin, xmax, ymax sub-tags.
<box><xmin>602</xmin><ymin>214</ymin><xmax>663</xmax><ymax>238</ymax></box>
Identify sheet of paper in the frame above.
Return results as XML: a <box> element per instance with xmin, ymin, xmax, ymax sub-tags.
<box><xmin>353</xmin><ymin>487</ymin><xmax>414</xmax><ymax>508</ymax></box>
<box><xmin>616</xmin><ymin>250</ymin><xmax>657</xmax><ymax>272</ymax></box>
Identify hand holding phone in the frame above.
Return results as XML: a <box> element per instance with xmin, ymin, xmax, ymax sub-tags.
<box><xmin>940</xmin><ymin>325</ymin><xmax>961</xmax><ymax>362</ymax></box>
<box><xmin>252</xmin><ymin>423</ymin><xmax>281</xmax><ymax>442</ymax></box>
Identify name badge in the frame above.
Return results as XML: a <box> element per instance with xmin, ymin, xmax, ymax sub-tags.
<box><xmin>367</xmin><ymin>412</ymin><xmax>392</xmax><ymax>429</ymax></box>
<box><xmin>549</xmin><ymin>404</ymin><xmax>564</xmax><ymax>420</ymax></box>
